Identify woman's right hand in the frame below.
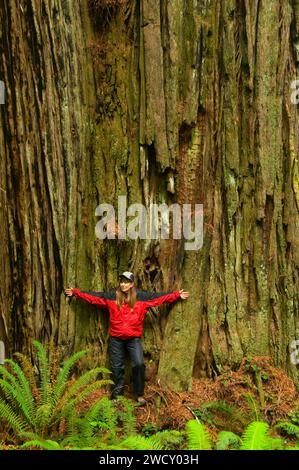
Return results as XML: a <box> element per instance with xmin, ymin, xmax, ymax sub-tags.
<box><xmin>65</xmin><ymin>288</ymin><xmax>74</xmax><ymax>297</ymax></box>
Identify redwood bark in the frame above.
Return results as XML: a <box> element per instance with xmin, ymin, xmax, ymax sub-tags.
<box><xmin>0</xmin><ymin>0</ymin><xmax>298</xmax><ymax>390</ymax></box>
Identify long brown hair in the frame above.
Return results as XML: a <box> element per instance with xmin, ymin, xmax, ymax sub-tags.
<box><xmin>116</xmin><ymin>286</ymin><xmax>137</xmax><ymax>309</ymax></box>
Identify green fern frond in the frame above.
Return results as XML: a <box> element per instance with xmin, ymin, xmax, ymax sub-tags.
<box><xmin>240</xmin><ymin>421</ymin><xmax>270</xmax><ymax>450</ymax></box>
<box><xmin>33</xmin><ymin>341</ymin><xmax>51</xmax><ymax>406</ymax></box>
<box><xmin>267</xmin><ymin>438</ymin><xmax>284</xmax><ymax>450</ymax></box>
<box><xmin>19</xmin><ymin>431</ymin><xmax>44</xmax><ymax>441</ymax></box>
<box><xmin>288</xmin><ymin>407</ymin><xmax>299</xmax><ymax>425</ymax></box>
<box><xmin>204</xmin><ymin>400</ymin><xmax>237</xmax><ymax>418</ymax></box>
<box><xmin>216</xmin><ymin>431</ymin><xmax>241</xmax><ymax>450</ymax></box>
<box><xmin>275</xmin><ymin>422</ymin><xmax>299</xmax><ymax>438</ymax></box>
<box><xmin>56</xmin><ymin>368</ymin><xmax>112</xmax><ymax>409</ymax></box>
<box><xmin>63</xmin><ymin>406</ymin><xmax>78</xmax><ymax>438</ymax></box>
<box><xmin>208</xmin><ymin>400</ymin><xmax>246</xmax><ymax>421</ymax></box>
<box><xmin>63</xmin><ymin>380</ymin><xmax>110</xmax><ymax>414</ymax></box>
<box><xmin>61</xmin><ymin>433</ymin><xmax>100</xmax><ymax>449</ymax></box>
<box><xmin>13</xmin><ymin>352</ymin><xmax>40</xmax><ymax>406</ymax></box>
<box><xmin>52</xmin><ymin>350</ymin><xmax>88</xmax><ymax>405</ymax></box>
<box><xmin>34</xmin><ymin>404</ymin><xmax>53</xmax><ymax>430</ymax></box>
<box><xmin>116</xmin><ymin>396</ymin><xmax>137</xmax><ymax>436</ymax></box>
<box><xmin>85</xmin><ymin>397</ymin><xmax>118</xmax><ymax>437</ymax></box>
<box><xmin>185</xmin><ymin>420</ymin><xmax>212</xmax><ymax>450</ymax></box>
<box><xmin>4</xmin><ymin>359</ymin><xmax>35</xmax><ymax>421</ymax></box>
<box><xmin>0</xmin><ymin>378</ymin><xmax>32</xmax><ymax>423</ymax></box>
<box><xmin>242</xmin><ymin>393</ymin><xmax>261</xmax><ymax>421</ymax></box>
<box><xmin>13</xmin><ymin>353</ymin><xmax>36</xmax><ymax>387</ymax></box>
<box><xmin>0</xmin><ymin>363</ymin><xmax>25</xmax><ymax>395</ymax></box>
<box><xmin>85</xmin><ymin>398</ymin><xmax>113</xmax><ymax>424</ymax></box>
<box><xmin>149</xmin><ymin>430</ymin><xmax>184</xmax><ymax>450</ymax></box>
<box><xmin>119</xmin><ymin>435</ymin><xmax>162</xmax><ymax>450</ymax></box>
<box><xmin>93</xmin><ymin>442</ymin><xmax>126</xmax><ymax>450</ymax></box>
<box><xmin>0</xmin><ymin>398</ymin><xmax>27</xmax><ymax>434</ymax></box>
<box><xmin>21</xmin><ymin>439</ymin><xmax>62</xmax><ymax>450</ymax></box>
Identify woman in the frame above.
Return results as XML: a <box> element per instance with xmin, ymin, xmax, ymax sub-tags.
<box><xmin>65</xmin><ymin>271</ymin><xmax>189</xmax><ymax>405</ymax></box>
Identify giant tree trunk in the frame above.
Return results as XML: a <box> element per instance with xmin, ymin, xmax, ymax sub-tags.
<box><xmin>0</xmin><ymin>0</ymin><xmax>298</xmax><ymax>390</ymax></box>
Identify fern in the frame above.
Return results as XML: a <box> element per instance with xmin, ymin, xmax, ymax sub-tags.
<box><xmin>35</xmin><ymin>404</ymin><xmax>53</xmax><ymax>431</ymax></box>
<box><xmin>87</xmin><ymin>396</ymin><xmax>118</xmax><ymax>440</ymax></box>
<box><xmin>0</xmin><ymin>378</ymin><xmax>32</xmax><ymax>424</ymax></box>
<box><xmin>267</xmin><ymin>438</ymin><xmax>284</xmax><ymax>450</ymax></box>
<box><xmin>240</xmin><ymin>421</ymin><xmax>271</xmax><ymax>450</ymax></box>
<box><xmin>216</xmin><ymin>431</ymin><xmax>241</xmax><ymax>450</ymax></box>
<box><xmin>288</xmin><ymin>407</ymin><xmax>299</xmax><ymax>425</ymax></box>
<box><xmin>242</xmin><ymin>393</ymin><xmax>261</xmax><ymax>421</ymax></box>
<box><xmin>116</xmin><ymin>396</ymin><xmax>137</xmax><ymax>436</ymax></box>
<box><xmin>149</xmin><ymin>430</ymin><xmax>184</xmax><ymax>450</ymax></box>
<box><xmin>119</xmin><ymin>435</ymin><xmax>162</xmax><ymax>450</ymax></box>
<box><xmin>13</xmin><ymin>352</ymin><xmax>40</xmax><ymax>405</ymax></box>
<box><xmin>55</xmin><ymin>368</ymin><xmax>112</xmax><ymax>410</ymax></box>
<box><xmin>51</xmin><ymin>349</ymin><xmax>88</xmax><ymax>406</ymax></box>
<box><xmin>63</xmin><ymin>380</ymin><xmax>111</xmax><ymax>413</ymax></box>
<box><xmin>0</xmin><ymin>398</ymin><xmax>27</xmax><ymax>433</ymax></box>
<box><xmin>185</xmin><ymin>420</ymin><xmax>212</xmax><ymax>450</ymax></box>
<box><xmin>33</xmin><ymin>340</ymin><xmax>52</xmax><ymax>406</ymax></box>
<box><xmin>57</xmin><ymin>392</ymin><xmax>118</xmax><ymax>447</ymax></box>
<box><xmin>196</xmin><ymin>400</ymin><xmax>247</xmax><ymax>432</ymax></box>
<box><xmin>4</xmin><ymin>359</ymin><xmax>35</xmax><ymax>422</ymax></box>
<box><xmin>275</xmin><ymin>422</ymin><xmax>299</xmax><ymax>438</ymax></box>
<box><xmin>21</xmin><ymin>438</ymin><xmax>62</xmax><ymax>450</ymax></box>
<box><xmin>0</xmin><ymin>340</ymin><xmax>111</xmax><ymax>442</ymax></box>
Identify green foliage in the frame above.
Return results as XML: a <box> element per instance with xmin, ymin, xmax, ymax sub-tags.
<box><xmin>0</xmin><ymin>341</ymin><xmax>112</xmax><ymax>441</ymax></box>
<box><xmin>239</xmin><ymin>421</ymin><xmax>283</xmax><ymax>450</ymax></box>
<box><xmin>240</xmin><ymin>421</ymin><xmax>268</xmax><ymax>450</ymax></box>
<box><xmin>185</xmin><ymin>420</ymin><xmax>285</xmax><ymax>451</ymax></box>
<box><xmin>86</xmin><ymin>396</ymin><xmax>118</xmax><ymax>437</ymax></box>
<box><xmin>119</xmin><ymin>435</ymin><xmax>162</xmax><ymax>450</ymax></box>
<box><xmin>116</xmin><ymin>396</ymin><xmax>137</xmax><ymax>436</ymax></box>
<box><xmin>287</xmin><ymin>406</ymin><xmax>299</xmax><ymax>426</ymax></box>
<box><xmin>1</xmin><ymin>350</ymin><xmax>298</xmax><ymax>452</ymax></box>
<box><xmin>141</xmin><ymin>422</ymin><xmax>159</xmax><ymax>437</ymax></box>
<box><xmin>12</xmin><ymin>416</ymin><xmax>299</xmax><ymax>450</ymax></box>
<box><xmin>275</xmin><ymin>406</ymin><xmax>299</xmax><ymax>442</ymax></box>
<box><xmin>21</xmin><ymin>436</ymin><xmax>62</xmax><ymax>450</ymax></box>
<box><xmin>275</xmin><ymin>422</ymin><xmax>299</xmax><ymax>439</ymax></box>
<box><xmin>216</xmin><ymin>431</ymin><xmax>241</xmax><ymax>450</ymax></box>
<box><xmin>20</xmin><ymin>394</ymin><xmax>141</xmax><ymax>450</ymax></box>
<box><xmin>192</xmin><ymin>400</ymin><xmax>247</xmax><ymax>433</ymax></box>
<box><xmin>242</xmin><ymin>393</ymin><xmax>262</xmax><ymax>421</ymax></box>
<box><xmin>185</xmin><ymin>419</ymin><xmax>212</xmax><ymax>450</ymax></box>
<box><xmin>149</xmin><ymin>430</ymin><xmax>184</xmax><ymax>450</ymax></box>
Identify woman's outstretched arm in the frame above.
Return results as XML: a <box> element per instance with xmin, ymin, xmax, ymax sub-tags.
<box><xmin>64</xmin><ymin>288</ymin><xmax>109</xmax><ymax>307</ymax></box>
<box><xmin>142</xmin><ymin>289</ymin><xmax>189</xmax><ymax>309</ymax></box>
<box><xmin>80</xmin><ymin>289</ymin><xmax>117</xmax><ymax>300</ymax></box>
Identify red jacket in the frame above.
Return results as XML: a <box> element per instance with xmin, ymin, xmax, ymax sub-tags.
<box><xmin>72</xmin><ymin>288</ymin><xmax>181</xmax><ymax>338</ymax></box>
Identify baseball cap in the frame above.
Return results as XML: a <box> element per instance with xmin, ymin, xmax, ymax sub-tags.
<box><xmin>119</xmin><ymin>271</ymin><xmax>135</xmax><ymax>282</ymax></box>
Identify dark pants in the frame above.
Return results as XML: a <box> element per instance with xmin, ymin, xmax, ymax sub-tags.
<box><xmin>109</xmin><ymin>336</ymin><xmax>145</xmax><ymax>398</ymax></box>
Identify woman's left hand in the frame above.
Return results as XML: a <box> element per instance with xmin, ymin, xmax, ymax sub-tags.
<box><xmin>179</xmin><ymin>289</ymin><xmax>189</xmax><ymax>300</ymax></box>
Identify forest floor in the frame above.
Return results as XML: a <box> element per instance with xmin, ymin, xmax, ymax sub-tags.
<box><xmin>83</xmin><ymin>356</ymin><xmax>299</xmax><ymax>439</ymax></box>
<box><xmin>1</xmin><ymin>356</ymin><xmax>298</xmax><ymax>448</ymax></box>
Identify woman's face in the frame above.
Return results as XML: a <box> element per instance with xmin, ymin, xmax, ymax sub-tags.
<box><xmin>119</xmin><ymin>278</ymin><xmax>134</xmax><ymax>292</ymax></box>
